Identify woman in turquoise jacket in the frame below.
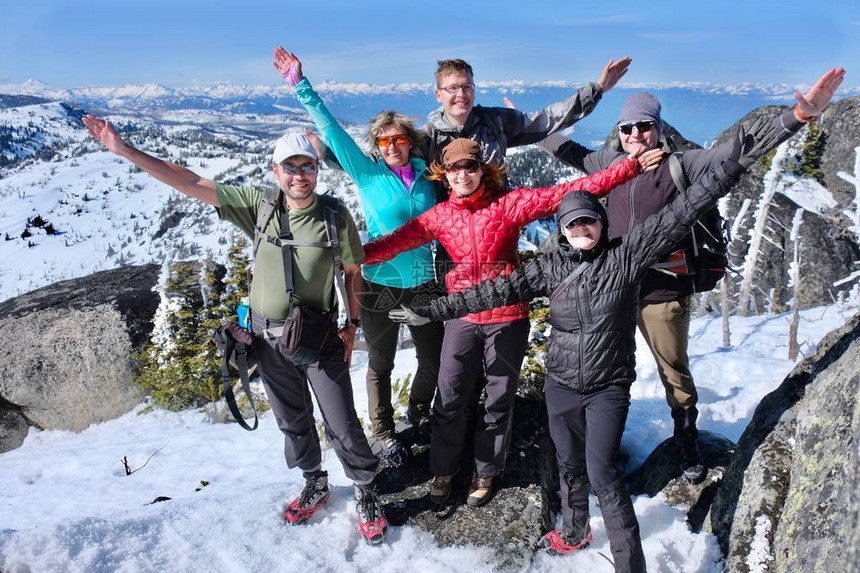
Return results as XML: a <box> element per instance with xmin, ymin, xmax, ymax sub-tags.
<box><xmin>274</xmin><ymin>47</ymin><xmax>444</xmax><ymax>465</ymax></box>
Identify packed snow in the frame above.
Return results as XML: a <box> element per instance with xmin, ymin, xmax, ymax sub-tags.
<box><xmin>1</xmin><ymin>302</ymin><xmax>856</xmax><ymax>572</ymax></box>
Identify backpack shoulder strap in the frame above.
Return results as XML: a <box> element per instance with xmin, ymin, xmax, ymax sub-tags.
<box><xmin>320</xmin><ymin>194</ymin><xmax>350</xmax><ymax>329</ymax></box>
<box><xmin>668</xmin><ymin>152</ymin><xmax>689</xmax><ymax>192</ymax></box>
<box><xmin>253</xmin><ymin>187</ymin><xmax>281</xmax><ymax>257</ymax></box>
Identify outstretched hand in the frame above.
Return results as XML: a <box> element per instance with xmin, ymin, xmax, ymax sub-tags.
<box><xmin>596</xmin><ymin>57</ymin><xmax>632</xmax><ymax>93</ymax></box>
<box><xmin>82</xmin><ymin>114</ymin><xmax>127</xmax><ymax>155</ymax></box>
<box><xmin>389</xmin><ymin>305</ymin><xmax>430</xmax><ymax>326</ymax></box>
<box><xmin>794</xmin><ymin>67</ymin><xmax>845</xmax><ymax>118</ymax></box>
<box><xmin>633</xmin><ymin>148</ymin><xmax>664</xmax><ymax>172</ymax></box>
<box><xmin>729</xmin><ymin>117</ymin><xmax>780</xmax><ymax>169</ymax></box>
<box><xmin>273</xmin><ymin>46</ymin><xmax>303</xmax><ymax>87</ymax></box>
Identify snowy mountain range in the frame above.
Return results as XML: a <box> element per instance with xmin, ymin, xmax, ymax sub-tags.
<box><xmin>1</xmin><ymin>80</ymin><xmax>859</xmax><ymax>304</ymax></box>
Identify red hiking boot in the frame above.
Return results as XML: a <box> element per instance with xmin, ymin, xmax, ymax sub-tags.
<box><xmin>540</xmin><ymin>526</ymin><xmax>593</xmax><ymax>556</ymax></box>
<box><xmin>355</xmin><ymin>483</ymin><xmax>388</xmax><ymax>545</ymax></box>
<box><xmin>284</xmin><ymin>470</ymin><xmax>329</xmax><ymax>525</ymax></box>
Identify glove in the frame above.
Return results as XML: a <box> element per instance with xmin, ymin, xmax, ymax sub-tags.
<box><xmin>388</xmin><ymin>305</ymin><xmax>431</xmax><ymax>326</ymax></box>
<box><xmin>730</xmin><ymin>116</ymin><xmax>782</xmax><ymax>169</ymax></box>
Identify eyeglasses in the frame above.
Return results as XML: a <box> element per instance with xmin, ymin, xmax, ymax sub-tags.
<box><xmin>280</xmin><ymin>163</ymin><xmax>317</xmax><ymax>175</ymax></box>
<box><xmin>618</xmin><ymin>121</ymin><xmax>656</xmax><ymax>135</ymax></box>
<box><xmin>564</xmin><ymin>216</ymin><xmax>598</xmax><ymax>229</ymax></box>
<box><xmin>377</xmin><ymin>134</ymin><xmax>411</xmax><ymax>148</ymax></box>
<box><xmin>438</xmin><ymin>83</ymin><xmax>475</xmax><ymax>95</ymax></box>
<box><xmin>444</xmin><ymin>160</ymin><xmax>481</xmax><ymax>174</ymax></box>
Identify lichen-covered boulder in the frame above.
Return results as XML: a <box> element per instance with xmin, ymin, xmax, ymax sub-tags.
<box><xmin>710</xmin><ymin>310</ymin><xmax>860</xmax><ymax>572</ymax></box>
<box><xmin>0</xmin><ymin>265</ymin><xmax>160</xmax><ymax>451</ymax></box>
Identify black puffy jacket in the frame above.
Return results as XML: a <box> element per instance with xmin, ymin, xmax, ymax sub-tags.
<box><xmin>418</xmin><ymin>160</ymin><xmax>745</xmax><ymax>393</ymax></box>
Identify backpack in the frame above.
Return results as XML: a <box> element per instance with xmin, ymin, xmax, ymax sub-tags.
<box><xmin>667</xmin><ymin>153</ymin><xmax>729</xmax><ymax>293</ymax></box>
<box><xmin>252</xmin><ymin>188</ymin><xmax>350</xmax><ymax>328</ymax></box>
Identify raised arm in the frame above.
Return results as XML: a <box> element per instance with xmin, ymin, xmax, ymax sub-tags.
<box><xmin>504</xmin><ymin>149</ymin><xmax>662</xmax><ymax>225</ymax></box>
<box><xmin>502</xmin><ymin>95</ymin><xmax>621</xmax><ymax>174</ymax></box>
<box><xmin>82</xmin><ymin>115</ymin><xmax>218</xmax><ymax>206</ymax></box>
<box><xmin>392</xmin><ymin>258</ymin><xmax>549</xmax><ymax>324</ymax></box>
<box><xmin>363</xmin><ymin>214</ymin><xmax>435</xmax><ymax>265</ymax></box>
<box><xmin>677</xmin><ymin>67</ymin><xmax>846</xmax><ymax>182</ymax></box>
<box><xmin>622</xmin><ymin>120</ymin><xmax>781</xmax><ymax>280</ymax></box>
<box><xmin>273</xmin><ymin>47</ymin><xmax>376</xmax><ymax>182</ymax></box>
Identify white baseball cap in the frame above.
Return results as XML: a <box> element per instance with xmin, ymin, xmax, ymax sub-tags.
<box><xmin>272</xmin><ymin>132</ymin><xmax>318</xmax><ymax>164</ymax></box>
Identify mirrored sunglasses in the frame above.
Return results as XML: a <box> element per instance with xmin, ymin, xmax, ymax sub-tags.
<box><xmin>281</xmin><ymin>163</ymin><xmax>317</xmax><ymax>175</ymax></box>
<box><xmin>617</xmin><ymin>121</ymin><xmax>656</xmax><ymax>135</ymax></box>
<box><xmin>376</xmin><ymin>135</ymin><xmax>411</xmax><ymax>148</ymax></box>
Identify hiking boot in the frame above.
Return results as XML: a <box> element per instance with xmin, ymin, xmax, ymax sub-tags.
<box><xmin>284</xmin><ymin>470</ymin><xmax>329</xmax><ymax>525</ymax></box>
<box><xmin>680</xmin><ymin>441</ymin><xmax>706</xmax><ymax>484</ymax></box>
<box><xmin>378</xmin><ymin>436</ymin><xmax>407</xmax><ymax>468</ymax></box>
<box><xmin>540</xmin><ymin>526</ymin><xmax>593</xmax><ymax>556</ymax></box>
<box><xmin>355</xmin><ymin>483</ymin><xmax>388</xmax><ymax>546</ymax></box>
<box><xmin>428</xmin><ymin>474</ymin><xmax>454</xmax><ymax>505</ymax></box>
<box><xmin>466</xmin><ymin>474</ymin><xmax>494</xmax><ymax>507</ymax></box>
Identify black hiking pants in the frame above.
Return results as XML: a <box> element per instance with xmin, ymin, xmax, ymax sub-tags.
<box><xmin>545</xmin><ymin>379</ymin><xmax>646</xmax><ymax>572</ymax></box>
<box><xmin>429</xmin><ymin>317</ymin><xmax>529</xmax><ymax>478</ymax></box>
<box><xmin>252</xmin><ymin>312</ymin><xmax>378</xmax><ymax>485</ymax></box>
<box><xmin>361</xmin><ymin>279</ymin><xmax>444</xmax><ymax>440</ymax></box>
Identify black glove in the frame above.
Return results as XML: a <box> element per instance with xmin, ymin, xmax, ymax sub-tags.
<box><xmin>388</xmin><ymin>305</ymin><xmax>431</xmax><ymax>326</ymax></box>
<box><xmin>730</xmin><ymin>116</ymin><xmax>783</xmax><ymax>169</ymax></box>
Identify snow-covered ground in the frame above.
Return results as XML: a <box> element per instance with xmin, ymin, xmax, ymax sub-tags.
<box><xmin>1</xmin><ymin>302</ymin><xmax>856</xmax><ymax>572</ymax></box>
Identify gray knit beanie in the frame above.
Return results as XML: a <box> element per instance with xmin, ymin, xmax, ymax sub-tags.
<box><xmin>617</xmin><ymin>92</ymin><xmax>662</xmax><ymax>135</ymax></box>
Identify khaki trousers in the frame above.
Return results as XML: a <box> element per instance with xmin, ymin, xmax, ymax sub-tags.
<box><xmin>637</xmin><ymin>296</ymin><xmax>697</xmax><ymax>411</ymax></box>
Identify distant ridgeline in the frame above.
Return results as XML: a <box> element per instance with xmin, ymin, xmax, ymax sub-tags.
<box><xmin>0</xmin><ymin>85</ymin><xmax>858</xmax><ymax>314</ymax></box>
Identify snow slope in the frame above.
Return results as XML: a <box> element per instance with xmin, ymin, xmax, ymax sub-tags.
<box><xmin>1</xmin><ymin>303</ymin><xmax>856</xmax><ymax>572</ymax></box>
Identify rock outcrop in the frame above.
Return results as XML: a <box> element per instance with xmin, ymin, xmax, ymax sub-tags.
<box><xmin>0</xmin><ymin>264</ymin><xmax>160</xmax><ymax>451</ymax></box>
<box><xmin>378</xmin><ymin>397</ymin><xmax>557</xmax><ymax>570</ymax></box>
<box><xmin>709</xmin><ymin>310</ymin><xmax>860</xmax><ymax>572</ymax></box>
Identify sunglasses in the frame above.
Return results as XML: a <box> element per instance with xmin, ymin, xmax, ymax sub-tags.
<box><xmin>377</xmin><ymin>134</ymin><xmax>411</xmax><ymax>148</ymax></box>
<box><xmin>617</xmin><ymin>121</ymin><xmax>656</xmax><ymax>135</ymax></box>
<box><xmin>438</xmin><ymin>83</ymin><xmax>475</xmax><ymax>95</ymax></box>
<box><xmin>565</xmin><ymin>216</ymin><xmax>598</xmax><ymax>229</ymax></box>
<box><xmin>444</xmin><ymin>160</ymin><xmax>481</xmax><ymax>174</ymax></box>
<box><xmin>280</xmin><ymin>163</ymin><xmax>317</xmax><ymax>175</ymax></box>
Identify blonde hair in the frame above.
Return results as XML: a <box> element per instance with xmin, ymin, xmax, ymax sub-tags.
<box><xmin>427</xmin><ymin>159</ymin><xmax>506</xmax><ymax>193</ymax></box>
<box><xmin>367</xmin><ymin>110</ymin><xmax>419</xmax><ymax>152</ymax></box>
<box><xmin>435</xmin><ymin>59</ymin><xmax>474</xmax><ymax>87</ymax></box>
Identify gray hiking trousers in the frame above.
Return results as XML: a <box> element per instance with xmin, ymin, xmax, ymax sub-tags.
<box><xmin>251</xmin><ymin>312</ymin><xmax>378</xmax><ymax>485</ymax></box>
<box><xmin>430</xmin><ymin>317</ymin><xmax>529</xmax><ymax>478</ymax></box>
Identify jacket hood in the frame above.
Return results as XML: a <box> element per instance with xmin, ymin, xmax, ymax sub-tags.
<box><xmin>554</xmin><ymin>191</ymin><xmax>609</xmax><ymax>256</ymax></box>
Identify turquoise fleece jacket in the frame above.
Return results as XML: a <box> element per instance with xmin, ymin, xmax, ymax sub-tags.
<box><xmin>294</xmin><ymin>77</ymin><xmax>437</xmax><ymax>288</ymax></box>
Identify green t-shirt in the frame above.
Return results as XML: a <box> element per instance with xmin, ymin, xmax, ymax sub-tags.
<box><xmin>215</xmin><ymin>183</ymin><xmax>365</xmax><ymax>320</ymax></box>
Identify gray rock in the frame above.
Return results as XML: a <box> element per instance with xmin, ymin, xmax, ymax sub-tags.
<box><xmin>710</xmin><ymin>310</ymin><xmax>860</xmax><ymax>572</ymax></box>
<box><xmin>0</xmin><ymin>265</ymin><xmax>160</xmax><ymax>449</ymax></box>
<box><xmin>378</xmin><ymin>398</ymin><xmax>557</xmax><ymax>570</ymax></box>
<box><xmin>625</xmin><ymin>430</ymin><xmax>736</xmax><ymax>531</ymax></box>
<box><xmin>0</xmin><ymin>402</ymin><xmax>30</xmax><ymax>452</ymax></box>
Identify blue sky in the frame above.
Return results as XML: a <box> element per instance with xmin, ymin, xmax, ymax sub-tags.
<box><xmin>3</xmin><ymin>0</ymin><xmax>859</xmax><ymax>89</ymax></box>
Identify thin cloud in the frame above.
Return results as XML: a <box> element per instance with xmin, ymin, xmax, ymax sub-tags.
<box><xmin>637</xmin><ymin>31</ymin><xmax>722</xmax><ymax>43</ymax></box>
<box><xmin>552</xmin><ymin>14</ymin><xmax>641</xmax><ymax>26</ymax></box>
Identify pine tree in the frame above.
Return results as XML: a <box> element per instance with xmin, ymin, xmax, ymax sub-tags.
<box><xmin>222</xmin><ymin>231</ymin><xmax>251</xmax><ymax>314</ymax></box>
<box><xmin>798</xmin><ymin>123</ymin><xmax>825</xmax><ymax>183</ymax></box>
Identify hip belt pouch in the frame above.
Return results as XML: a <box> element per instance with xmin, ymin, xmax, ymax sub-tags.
<box><xmin>280</xmin><ymin>305</ymin><xmax>333</xmax><ymax>366</ymax></box>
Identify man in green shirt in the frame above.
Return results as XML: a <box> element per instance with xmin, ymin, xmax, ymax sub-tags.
<box><xmin>82</xmin><ymin>116</ymin><xmax>388</xmax><ymax>545</ymax></box>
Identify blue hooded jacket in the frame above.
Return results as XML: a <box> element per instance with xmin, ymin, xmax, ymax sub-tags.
<box><xmin>294</xmin><ymin>77</ymin><xmax>437</xmax><ymax>288</ymax></box>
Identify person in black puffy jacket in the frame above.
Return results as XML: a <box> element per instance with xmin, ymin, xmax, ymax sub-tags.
<box><xmin>390</xmin><ymin>117</ymin><xmax>786</xmax><ymax>572</ymax></box>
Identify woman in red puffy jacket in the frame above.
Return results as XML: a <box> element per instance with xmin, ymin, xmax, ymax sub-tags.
<box><xmin>363</xmin><ymin>138</ymin><xmax>658</xmax><ymax>507</ymax></box>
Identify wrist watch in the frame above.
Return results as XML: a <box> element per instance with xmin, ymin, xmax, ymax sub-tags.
<box><xmin>349</xmin><ymin>317</ymin><xmax>361</xmax><ymax>328</ymax></box>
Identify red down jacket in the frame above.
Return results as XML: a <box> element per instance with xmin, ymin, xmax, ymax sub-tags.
<box><xmin>363</xmin><ymin>157</ymin><xmax>641</xmax><ymax>324</ymax></box>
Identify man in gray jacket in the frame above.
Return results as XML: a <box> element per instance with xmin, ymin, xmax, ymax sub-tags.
<box><xmin>530</xmin><ymin>67</ymin><xmax>845</xmax><ymax>483</ymax></box>
<box><xmin>418</xmin><ymin>57</ymin><xmax>632</xmax><ymax>169</ymax></box>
